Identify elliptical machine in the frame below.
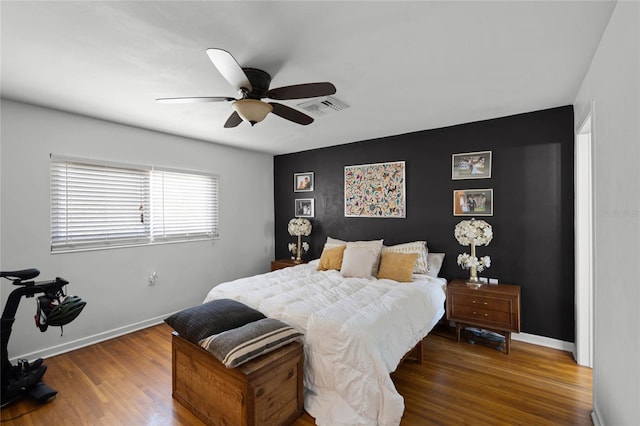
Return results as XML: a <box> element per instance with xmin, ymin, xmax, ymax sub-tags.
<box><xmin>1</xmin><ymin>269</ymin><xmax>86</xmax><ymax>407</ymax></box>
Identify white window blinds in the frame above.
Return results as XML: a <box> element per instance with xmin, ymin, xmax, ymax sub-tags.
<box><xmin>151</xmin><ymin>170</ymin><xmax>219</xmax><ymax>242</ymax></box>
<box><xmin>50</xmin><ymin>156</ymin><xmax>219</xmax><ymax>252</ymax></box>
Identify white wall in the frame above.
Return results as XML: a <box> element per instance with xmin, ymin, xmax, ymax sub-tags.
<box><xmin>0</xmin><ymin>99</ymin><xmax>275</xmax><ymax>360</ymax></box>
<box><xmin>574</xmin><ymin>2</ymin><xmax>640</xmax><ymax>425</ymax></box>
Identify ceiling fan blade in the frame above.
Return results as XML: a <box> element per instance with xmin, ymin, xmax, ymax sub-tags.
<box><xmin>266</xmin><ymin>82</ymin><xmax>336</xmax><ymax>100</ymax></box>
<box><xmin>269</xmin><ymin>102</ymin><xmax>314</xmax><ymax>125</ymax></box>
<box><xmin>206</xmin><ymin>48</ymin><xmax>253</xmax><ymax>93</ymax></box>
<box><xmin>223</xmin><ymin>111</ymin><xmax>243</xmax><ymax>128</ymax></box>
<box><xmin>156</xmin><ymin>96</ymin><xmax>234</xmax><ymax>104</ymax></box>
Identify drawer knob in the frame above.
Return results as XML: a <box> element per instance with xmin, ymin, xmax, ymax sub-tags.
<box><xmin>472</xmin><ymin>311</ymin><xmax>489</xmax><ymax>317</ymax></box>
<box><xmin>472</xmin><ymin>300</ymin><xmax>488</xmax><ymax>305</ymax></box>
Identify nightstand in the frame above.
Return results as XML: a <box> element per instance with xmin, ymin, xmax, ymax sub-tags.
<box><xmin>271</xmin><ymin>258</ymin><xmax>306</xmax><ymax>271</ymax></box>
<box><xmin>446</xmin><ymin>279</ymin><xmax>521</xmax><ymax>354</ymax></box>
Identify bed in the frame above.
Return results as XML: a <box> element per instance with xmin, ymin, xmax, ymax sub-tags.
<box><xmin>203</xmin><ymin>241</ymin><xmax>446</xmax><ymax>426</ymax></box>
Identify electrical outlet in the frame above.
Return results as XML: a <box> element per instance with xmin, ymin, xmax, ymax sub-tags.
<box><xmin>148</xmin><ymin>271</ymin><xmax>158</xmax><ymax>286</ymax></box>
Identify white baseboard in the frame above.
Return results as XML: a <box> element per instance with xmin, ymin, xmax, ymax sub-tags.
<box><xmin>13</xmin><ymin>315</ymin><xmax>575</xmax><ymax>362</ymax></box>
<box><xmin>511</xmin><ymin>331</ymin><xmax>575</xmax><ymax>353</ymax></box>
<box><xmin>9</xmin><ymin>312</ymin><xmax>177</xmax><ymax>363</ymax></box>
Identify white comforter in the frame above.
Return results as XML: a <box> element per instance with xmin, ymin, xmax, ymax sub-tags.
<box><xmin>204</xmin><ymin>261</ymin><xmax>446</xmax><ymax>426</ymax></box>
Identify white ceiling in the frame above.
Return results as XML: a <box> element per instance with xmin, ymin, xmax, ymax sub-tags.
<box><xmin>1</xmin><ymin>1</ymin><xmax>615</xmax><ymax>155</ymax></box>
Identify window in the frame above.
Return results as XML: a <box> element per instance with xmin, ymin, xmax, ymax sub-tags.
<box><xmin>150</xmin><ymin>170</ymin><xmax>219</xmax><ymax>243</ymax></box>
<box><xmin>50</xmin><ymin>156</ymin><xmax>219</xmax><ymax>252</ymax></box>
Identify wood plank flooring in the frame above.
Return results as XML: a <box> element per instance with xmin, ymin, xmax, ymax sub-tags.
<box><xmin>0</xmin><ymin>323</ymin><xmax>592</xmax><ymax>425</ymax></box>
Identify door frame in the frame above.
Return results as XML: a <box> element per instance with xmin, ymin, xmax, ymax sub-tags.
<box><xmin>574</xmin><ymin>104</ymin><xmax>594</xmax><ymax>367</ymax></box>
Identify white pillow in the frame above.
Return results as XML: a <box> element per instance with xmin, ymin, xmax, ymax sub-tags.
<box><xmin>426</xmin><ymin>252</ymin><xmax>445</xmax><ymax>277</ymax></box>
<box><xmin>340</xmin><ymin>246</ymin><xmax>378</xmax><ymax>278</ymax></box>
<box><xmin>324</xmin><ymin>236</ymin><xmax>347</xmax><ymax>248</ymax></box>
<box><xmin>381</xmin><ymin>241</ymin><xmax>428</xmax><ymax>274</ymax></box>
<box><xmin>318</xmin><ymin>237</ymin><xmax>348</xmax><ymax>266</ymax></box>
<box><xmin>346</xmin><ymin>240</ymin><xmax>383</xmax><ymax>276</ymax></box>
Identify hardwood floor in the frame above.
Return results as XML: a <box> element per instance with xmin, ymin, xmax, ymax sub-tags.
<box><xmin>0</xmin><ymin>323</ymin><xmax>592</xmax><ymax>425</ymax></box>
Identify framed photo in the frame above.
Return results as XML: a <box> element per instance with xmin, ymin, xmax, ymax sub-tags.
<box><xmin>453</xmin><ymin>188</ymin><xmax>493</xmax><ymax>216</ymax></box>
<box><xmin>294</xmin><ymin>172</ymin><xmax>314</xmax><ymax>192</ymax></box>
<box><xmin>452</xmin><ymin>151</ymin><xmax>492</xmax><ymax>180</ymax></box>
<box><xmin>295</xmin><ymin>198</ymin><xmax>314</xmax><ymax>217</ymax></box>
<box><xmin>344</xmin><ymin>161</ymin><xmax>406</xmax><ymax>218</ymax></box>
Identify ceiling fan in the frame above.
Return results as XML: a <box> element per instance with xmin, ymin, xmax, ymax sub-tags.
<box><xmin>157</xmin><ymin>48</ymin><xmax>337</xmax><ymax>128</ymax></box>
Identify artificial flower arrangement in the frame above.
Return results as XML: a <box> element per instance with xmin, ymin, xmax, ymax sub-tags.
<box><xmin>454</xmin><ymin>218</ymin><xmax>492</xmax><ymax>284</ymax></box>
<box><xmin>288</xmin><ymin>241</ymin><xmax>310</xmax><ymax>257</ymax></box>
<box><xmin>456</xmin><ymin>252</ymin><xmax>491</xmax><ymax>272</ymax></box>
<box><xmin>288</xmin><ymin>218</ymin><xmax>312</xmax><ymax>263</ymax></box>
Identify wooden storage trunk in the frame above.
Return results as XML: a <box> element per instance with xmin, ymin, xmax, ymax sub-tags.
<box><xmin>172</xmin><ymin>332</ymin><xmax>304</xmax><ymax>426</ymax></box>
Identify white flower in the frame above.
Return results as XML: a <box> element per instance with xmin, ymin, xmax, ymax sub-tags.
<box><xmin>288</xmin><ymin>218</ymin><xmax>312</xmax><ymax>236</ymax></box>
<box><xmin>454</xmin><ymin>218</ymin><xmax>493</xmax><ymax>246</ymax></box>
<box><xmin>457</xmin><ymin>253</ymin><xmax>491</xmax><ymax>272</ymax></box>
<box><xmin>457</xmin><ymin>253</ymin><xmax>470</xmax><ymax>266</ymax></box>
<box><xmin>288</xmin><ymin>241</ymin><xmax>310</xmax><ymax>254</ymax></box>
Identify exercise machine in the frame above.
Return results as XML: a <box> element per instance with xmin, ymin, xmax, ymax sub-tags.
<box><xmin>1</xmin><ymin>269</ymin><xmax>86</xmax><ymax>407</ymax></box>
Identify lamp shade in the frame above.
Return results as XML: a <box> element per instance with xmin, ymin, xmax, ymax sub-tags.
<box><xmin>454</xmin><ymin>218</ymin><xmax>493</xmax><ymax>246</ymax></box>
<box><xmin>287</xmin><ymin>218</ymin><xmax>312</xmax><ymax>236</ymax></box>
<box><xmin>232</xmin><ymin>99</ymin><xmax>273</xmax><ymax>126</ymax></box>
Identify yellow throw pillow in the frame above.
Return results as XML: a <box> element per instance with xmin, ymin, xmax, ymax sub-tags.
<box><xmin>317</xmin><ymin>245</ymin><xmax>347</xmax><ymax>271</ymax></box>
<box><xmin>377</xmin><ymin>252</ymin><xmax>419</xmax><ymax>282</ymax></box>
<box><xmin>381</xmin><ymin>241</ymin><xmax>428</xmax><ymax>274</ymax></box>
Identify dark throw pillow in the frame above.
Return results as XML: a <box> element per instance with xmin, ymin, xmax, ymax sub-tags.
<box><xmin>165</xmin><ymin>298</ymin><xmax>266</xmax><ymax>344</ymax></box>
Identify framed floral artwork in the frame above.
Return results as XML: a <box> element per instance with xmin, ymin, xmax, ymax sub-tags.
<box><xmin>295</xmin><ymin>198</ymin><xmax>314</xmax><ymax>217</ymax></box>
<box><xmin>344</xmin><ymin>161</ymin><xmax>406</xmax><ymax>218</ymax></box>
<box><xmin>294</xmin><ymin>172</ymin><xmax>314</xmax><ymax>192</ymax></box>
<box><xmin>453</xmin><ymin>188</ymin><xmax>493</xmax><ymax>216</ymax></box>
<box><xmin>452</xmin><ymin>151</ymin><xmax>492</xmax><ymax>180</ymax></box>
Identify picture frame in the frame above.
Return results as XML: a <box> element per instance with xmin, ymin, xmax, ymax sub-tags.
<box><xmin>294</xmin><ymin>172</ymin><xmax>314</xmax><ymax>192</ymax></box>
<box><xmin>344</xmin><ymin>161</ymin><xmax>406</xmax><ymax>218</ymax></box>
<box><xmin>452</xmin><ymin>151</ymin><xmax>492</xmax><ymax>180</ymax></box>
<box><xmin>453</xmin><ymin>188</ymin><xmax>493</xmax><ymax>216</ymax></box>
<box><xmin>295</xmin><ymin>198</ymin><xmax>314</xmax><ymax>217</ymax></box>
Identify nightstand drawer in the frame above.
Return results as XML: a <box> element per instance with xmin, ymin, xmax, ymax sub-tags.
<box><xmin>450</xmin><ymin>293</ymin><xmax>512</xmax><ymax>312</ymax></box>
<box><xmin>450</xmin><ymin>304</ymin><xmax>512</xmax><ymax>325</ymax></box>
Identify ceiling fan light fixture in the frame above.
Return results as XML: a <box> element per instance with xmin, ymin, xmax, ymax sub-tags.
<box><xmin>232</xmin><ymin>99</ymin><xmax>273</xmax><ymax>126</ymax></box>
<box><xmin>160</xmin><ymin>49</ymin><xmax>333</xmax><ymax>127</ymax></box>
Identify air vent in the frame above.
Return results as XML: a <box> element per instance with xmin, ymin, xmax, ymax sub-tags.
<box><xmin>297</xmin><ymin>96</ymin><xmax>349</xmax><ymax>117</ymax></box>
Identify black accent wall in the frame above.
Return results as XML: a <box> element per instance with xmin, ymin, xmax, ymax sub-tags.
<box><xmin>274</xmin><ymin>106</ymin><xmax>575</xmax><ymax>342</ymax></box>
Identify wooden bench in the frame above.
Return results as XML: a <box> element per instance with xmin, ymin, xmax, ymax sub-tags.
<box><xmin>172</xmin><ymin>332</ymin><xmax>304</xmax><ymax>426</ymax></box>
